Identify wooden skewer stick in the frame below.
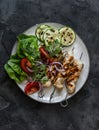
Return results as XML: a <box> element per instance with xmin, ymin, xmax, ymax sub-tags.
<box><xmin>49</xmin><ymin>87</ymin><xmax>56</xmax><ymax>103</ymax></box>
<box><xmin>80</xmin><ymin>52</ymin><xmax>83</xmax><ymax>60</ymax></box>
<box><xmin>38</xmin><ymin>88</ymin><xmax>44</xmax><ymax>98</ymax></box>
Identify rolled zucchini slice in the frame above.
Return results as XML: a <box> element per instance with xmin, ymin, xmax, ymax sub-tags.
<box><xmin>35</xmin><ymin>24</ymin><xmax>51</xmax><ymax>42</ymax></box>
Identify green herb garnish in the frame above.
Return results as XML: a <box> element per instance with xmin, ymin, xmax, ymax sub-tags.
<box><xmin>45</xmin><ymin>40</ymin><xmax>62</xmax><ymax>57</ymax></box>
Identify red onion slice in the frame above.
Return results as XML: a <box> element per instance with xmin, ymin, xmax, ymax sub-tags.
<box><xmin>50</xmin><ymin>62</ymin><xmax>63</xmax><ymax>68</ymax></box>
<box><xmin>55</xmin><ymin>65</ymin><xmax>65</xmax><ymax>72</ymax></box>
<box><xmin>26</xmin><ymin>66</ymin><xmax>33</xmax><ymax>73</ymax></box>
<box><xmin>35</xmin><ymin>61</ymin><xmax>43</xmax><ymax>65</ymax></box>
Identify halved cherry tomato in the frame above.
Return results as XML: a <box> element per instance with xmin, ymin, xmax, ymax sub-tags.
<box><xmin>39</xmin><ymin>46</ymin><xmax>50</xmax><ymax>59</ymax></box>
<box><xmin>39</xmin><ymin>46</ymin><xmax>58</xmax><ymax>64</ymax></box>
<box><xmin>20</xmin><ymin>58</ymin><xmax>33</xmax><ymax>74</ymax></box>
<box><xmin>39</xmin><ymin>46</ymin><xmax>53</xmax><ymax>64</ymax></box>
<box><xmin>24</xmin><ymin>82</ymin><xmax>40</xmax><ymax>95</ymax></box>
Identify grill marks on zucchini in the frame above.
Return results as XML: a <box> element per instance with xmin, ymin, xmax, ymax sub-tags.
<box><xmin>59</xmin><ymin>27</ymin><xmax>76</xmax><ymax>46</ymax></box>
<box><xmin>43</xmin><ymin>29</ymin><xmax>60</xmax><ymax>46</ymax></box>
<box><xmin>35</xmin><ymin>25</ymin><xmax>50</xmax><ymax>42</ymax></box>
<box><xmin>35</xmin><ymin>24</ymin><xmax>76</xmax><ymax>46</ymax></box>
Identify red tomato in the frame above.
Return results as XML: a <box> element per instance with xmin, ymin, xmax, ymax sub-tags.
<box><xmin>20</xmin><ymin>58</ymin><xmax>33</xmax><ymax>74</ymax></box>
<box><xmin>39</xmin><ymin>46</ymin><xmax>50</xmax><ymax>59</ymax></box>
<box><xmin>39</xmin><ymin>46</ymin><xmax>57</xmax><ymax>64</ymax></box>
<box><xmin>24</xmin><ymin>82</ymin><xmax>40</xmax><ymax>95</ymax></box>
<box><xmin>39</xmin><ymin>46</ymin><xmax>53</xmax><ymax>64</ymax></box>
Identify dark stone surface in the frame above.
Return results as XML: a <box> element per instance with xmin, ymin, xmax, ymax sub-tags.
<box><xmin>0</xmin><ymin>0</ymin><xmax>99</xmax><ymax>130</ymax></box>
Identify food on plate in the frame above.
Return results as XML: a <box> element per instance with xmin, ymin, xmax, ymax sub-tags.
<box><xmin>4</xmin><ymin>53</ymin><xmax>28</xmax><ymax>82</ymax></box>
<box><xmin>66</xmin><ymin>59</ymin><xmax>83</xmax><ymax>94</ymax></box>
<box><xmin>36</xmin><ymin>24</ymin><xmax>75</xmax><ymax>46</ymax></box>
<box><xmin>20</xmin><ymin>58</ymin><xmax>33</xmax><ymax>74</ymax></box>
<box><xmin>4</xmin><ymin>24</ymin><xmax>83</xmax><ymax>96</ymax></box>
<box><xmin>35</xmin><ymin>24</ymin><xmax>51</xmax><ymax>42</ymax></box>
<box><xmin>46</xmin><ymin>50</ymin><xmax>83</xmax><ymax>94</ymax></box>
<box><xmin>24</xmin><ymin>81</ymin><xmax>40</xmax><ymax>95</ymax></box>
<box><xmin>43</xmin><ymin>80</ymin><xmax>52</xmax><ymax>88</ymax></box>
<box><xmin>59</xmin><ymin>26</ymin><xmax>76</xmax><ymax>46</ymax></box>
<box><xmin>43</xmin><ymin>29</ymin><xmax>60</xmax><ymax>46</ymax></box>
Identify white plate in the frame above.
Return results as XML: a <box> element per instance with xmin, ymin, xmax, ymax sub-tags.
<box><xmin>11</xmin><ymin>22</ymin><xmax>90</xmax><ymax>104</ymax></box>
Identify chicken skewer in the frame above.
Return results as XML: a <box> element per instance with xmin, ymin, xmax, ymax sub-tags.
<box><xmin>54</xmin><ymin>49</ymin><xmax>75</xmax><ymax>89</ymax></box>
<box><xmin>41</xmin><ymin>47</ymin><xmax>83</xmax><ymax>103</ymax></box>
<box><xmin>66</xmin><ymin>58</ymin><xmax>83</xmax><ymax>94</ymax></box>
<box><xmin>49</xmin><ymin>48</ymin><xmax>75</xmax><ymax>102</ymax></box>
<box><xmin>60</xmin><ymin>52</ymin><xmax>83</xmax><ymax>107</ymax></box>
<box><xmin>49</xmin><ymin>50</ymin><xmax>83</xmax><ymax>104</ymax></box>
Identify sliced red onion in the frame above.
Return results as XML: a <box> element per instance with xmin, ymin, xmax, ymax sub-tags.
<box><xmin>26</xmin><ymin>66</ymin><xmax>33</xmax><ymax>73</ymax></box>
<box><xmin>55</xmin><ymin>65</ymin><xmax>65</xmax><ymax>72</ymax></box>
<box><xmin>35</xmin><ymin>61</ymin><xmax>43</xmax><ymax>65</ymax></box>
<box><xmin>50</xmin><ymin>62</ymin><xmax>63</xmax><ymax>68</ymax></box>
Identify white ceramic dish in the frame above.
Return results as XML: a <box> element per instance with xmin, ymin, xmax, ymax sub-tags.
<box><xmin>11</xmin><ymin>22</ymin><xmax>90</xmax><ymax>104</ymax></box>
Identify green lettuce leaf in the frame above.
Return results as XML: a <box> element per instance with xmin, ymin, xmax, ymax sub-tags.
<box><xmin>17</xmin><ymin>34</ymin><xmax>40</xmax><ymax>63</ymax></box>
<box><xmin>4</xmin><ymin>53</ymin><xmax>27</xmax><ymax>83</ymax></box>
<box><xmin>4</xmin><ymin>64</ymin><xmax>26</xmax><ymax>83</ymax></box>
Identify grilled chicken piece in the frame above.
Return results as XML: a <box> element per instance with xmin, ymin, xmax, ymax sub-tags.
<box><xmin>53</xmin><ymin>50</ymin><xmax>74</xmax><ymax>89</ymax></box>
<box><xmin>46</xmin><ymin>50</ymin><xmax>83</xmax><ymax>94</ymax></box>
<box><xmin>66</xmin><ymin>82</ymin><xmax>75</xmax><ymax>94</ymax></box>
<box><xmin>43</xmin><ymin>80</ymin><xmax>52</xmax><ymax>88</ymax></box>
<box><xmin>62</xmin><ymin>50</ymin><xmax>74</xmax><ymax>75</ymax></box>
<box><xmin>66</xmin><ymin>59</ymin><xmax>83</xmax><ymax>94</ymax></box>
<box><xmin>46</xmin><ymin>65</ymin><xmax>58</xmax><ymax>82</ymax></box>
<box><xmin>54</xmin><ymin>73</ymin><xmax>64</xmax><ymax>89</ymax></box>
<box><xmin>46</xmin><ymin>64</ymin><xmax>65</xmax><ymax>89</ymax></box>
<box><xmin>63</xmin><ymin>50</ymin><xmax>74</xmax><ymax>62</ymax></box>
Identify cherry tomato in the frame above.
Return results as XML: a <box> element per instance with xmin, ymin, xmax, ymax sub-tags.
<box><xmin>20</xmin><ymin>58</ymin><xmax>33</xmax><ymax>74</ymax></box>
<box><xmin>39</xmin><ymin>46</ymin><xmax>50</xmax><ymax>59</ymax></box>
<box><xmin>24</xmin><ymin>82</ymin><xmax>40</xmax><ymax>95</ymax></box>
<box><xmin>39</xmin><ymin>46</ymin><xmax>58</xmax><ymax>64</ymax></box>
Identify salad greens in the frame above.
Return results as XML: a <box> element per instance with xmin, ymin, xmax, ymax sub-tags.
<box><xmin>4</xmin><ymin>33</ymin><xmax>62</xmax><ymax>83</ymax></box>
<box><xmin>4</xmin><ymin>34</ymin><xmax>40</xmax><ymax>82</ymax></box>
<box><xmin>4</xmin><ymin>53</ymin><xmax>27</xmax><ymax>82</ymax></box>
<box><xmin>17</xmin><ymin>34</ymin><xmax>40</xmax><ymax>64</ymax></box>
<box><xmin>32</xmin><ymin>64</ymin><xmax>48</xmax><ymax>83</ymax></box>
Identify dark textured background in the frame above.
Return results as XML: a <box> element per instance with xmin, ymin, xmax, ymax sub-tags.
<box><xmin>0</xmin><ymin>0</ymin><xmax>99</xmax><ymax>130</ymax></box>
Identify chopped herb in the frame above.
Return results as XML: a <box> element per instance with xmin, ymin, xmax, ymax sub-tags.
<box><xmin>45</xmin><ymin>40</ymin><xmax>62</xmax><ymax>57</ymax></box>
<box><xmin>32</xmin><ymin>64</ymin><xmax>47</xmax><ymax>83</ymax></box>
